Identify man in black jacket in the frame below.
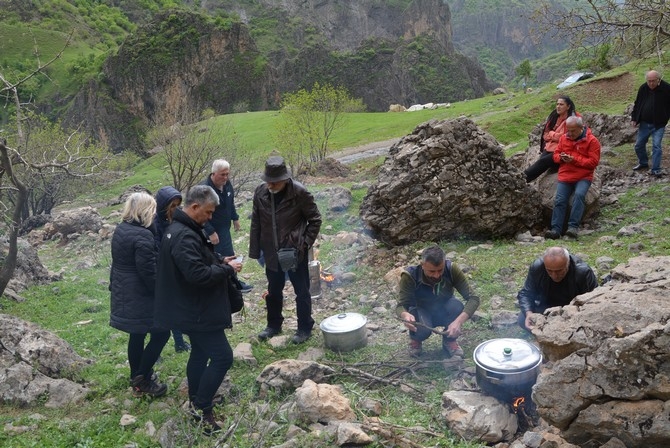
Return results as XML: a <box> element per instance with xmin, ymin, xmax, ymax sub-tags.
<box><xmin>249</xmin><ymin>156</ymin><xmax>322</xmax><ymax>344</ymax></box>
<box><xmin>631</xmin><ymin>70</ymin><xmax>670</xmax><ymax>177</ymax></box>
<box><xmin>517</xmin><ymin>247</ymin><xmax>598</xmax><ymax>332</ymax></box>
<box><xmin>155</xmin><ymin>185</ymin><xmax>242</xmax><ymax>434</ymax></box>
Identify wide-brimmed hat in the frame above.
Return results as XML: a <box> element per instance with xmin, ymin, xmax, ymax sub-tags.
<box><xmin>261</xmin><ymin>156</ymin><xmax>291</xmax><ymax>182</ymax></box>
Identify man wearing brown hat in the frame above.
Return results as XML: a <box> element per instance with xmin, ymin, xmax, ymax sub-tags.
<box><xmin>249</xmin><ymin>156</ymin><xmax>322</xmax><ymax>344</ymax></box>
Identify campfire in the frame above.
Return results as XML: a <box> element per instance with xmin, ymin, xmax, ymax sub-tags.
<box><xmin>320</xmin><ymin>267</ymin><xmax>335</xmax><ymax>285</ymax></box>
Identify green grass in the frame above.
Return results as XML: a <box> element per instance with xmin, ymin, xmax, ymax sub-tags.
<box><xmin>3</xmin><ymin>58</ymin><xmax>670</xmax><ymax>447</ymax></box>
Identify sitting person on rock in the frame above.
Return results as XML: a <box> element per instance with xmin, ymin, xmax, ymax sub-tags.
<box><xmin>525</xmin><ymin>95</ymin><xmax>580</xmax><ymax>183</ymax></box>
<box><xmin>517</xmin><ymin>246</ymin><xmax>597</xmax><ymax>332</ymax></box>
<box><xmin>396</xmin><ymin>245</ymin><xmax>480</xmax><ymax>358</ymax></box>
<box><xmin>545</xmin><ymin>115</ymin><xmax>601</xmax><ymax>240</ymax></box>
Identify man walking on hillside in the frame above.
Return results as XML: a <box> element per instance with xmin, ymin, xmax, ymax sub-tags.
<box><xmin>201</xmin><ymin>159</ymin><xmax>253</xmax><ymax>293</ymax></box>
<box><xmin>249</xmin><ymin>156</ymin><xmax>322</xmax><ymax>344</ymax></box>
<box><xmin>631</xmin><ymin>69</ymin><xmax>670</xmax><ymax>177</ymax></box>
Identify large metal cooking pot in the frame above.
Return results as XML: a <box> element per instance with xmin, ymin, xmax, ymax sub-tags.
<box><xmin>319</xmin><ymin>312</ymin><xmax>368</xmax><ymax>352</ymax></box>
<box><xmin>473</xmin><ymin>338</ymin><xmax>542</xmax><ymax>401</ymax></box>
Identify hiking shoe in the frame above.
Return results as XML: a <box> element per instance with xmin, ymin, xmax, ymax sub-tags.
<box><xmin>238</xmin><ymin>281</ymin><xmax>254</xmax><ymax>294</ymax></box>
<box><xmin>201</xmin><ymin>410</ymin><xmax>222</xmax><ymax>436</ymax></box>
<box><xmin>443</xmin><ymin>340</ymin><xmax>464</xmax><ymax>358</ymax></box>
<box><xmin>131</xmin><ymin>374</ymin><xmax>167</xmax><ymax>398</ymax></box>
<box><xmin>408</xmin><ymin>339</ymin><xmax>422</xmax><ymax>358</ymax></box>
<box><xmin>565</xmin><ymin>228</ymin><xmax>579</xmax><ymax>239</ymax></box>
<box><xmin>650</xmin><ymin>170</ymin><xmax>664</xmax><ymax>177</ymax></box>
<box><xmin>258</xmin><ymin>327</ymin><xmax>281</xmax><ymax>340</ymax></box>
<box><xmin>175</xmin><ymin>341</ymin><xmax>191</xmax><ymax>353</ymax></box>
<box><xmin>291</xmin><ymin>331</ymin><xmax>311</xmax><ymax>344</ymax></box>
<box><xmin>544</xmin><ymin>230</ymin><xmax>560</xmax><ymax>240</ymax></box>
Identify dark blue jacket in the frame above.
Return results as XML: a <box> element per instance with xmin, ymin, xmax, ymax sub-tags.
<box><xmin>153</xmin><ymin>186</ymin><xmax>182</xmax><ymax>246</ymax></box>
<box><xmin>200</xmin><ymin>176</ymin><xmax>238</xmax><ymax>238</ymax></box>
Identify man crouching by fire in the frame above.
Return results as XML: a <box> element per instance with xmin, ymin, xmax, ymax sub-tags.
<box><xmin>396</xmin><ymin>245</ymin><xmax>480</xmax><ymax>358</ymax></box>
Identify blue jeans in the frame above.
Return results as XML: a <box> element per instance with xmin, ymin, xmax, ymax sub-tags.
<box><xmin>185</xmin><ymin>330</ymin><xmax>233</xmax><ymax>412</ymax></box>
<box><xmin>551</xmin><ymin>180</ymin><xmax>592</xmax><ymax>233</ymax></box>
<box><xmin>409</xmin><ymin>297</ymin><xmax>464</xmax><ymax>344</ymax></box>
<box><xmin>634</xmin><ymin>122</ymin><xmax>665</xmax><ymax>172</ymax></box>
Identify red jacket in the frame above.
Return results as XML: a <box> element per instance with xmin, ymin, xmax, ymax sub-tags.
<box><xmin>552</xmin><ymin>127</ymin><xmax>600</xmax><ymax>182</ymax></box>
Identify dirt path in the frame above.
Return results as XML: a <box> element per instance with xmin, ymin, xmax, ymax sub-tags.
<box><xmin>331</xmin><ymin>138</ymin><xmax>399</xmax><ymax>164</ymax></box>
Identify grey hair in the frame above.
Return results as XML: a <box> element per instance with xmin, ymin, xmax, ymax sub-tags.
<box><xmin>543</xmin><ymin>246</ymin><xmax>570</xmax><ymax>268</ymax></box>
<box><xmin>121</xmin><ymin>192</ymin><xmax>156</xmax><ymax>228</ymax></box>
<box><xmin>421</xmin><ymin>245</ymin><xmax>445</xmax><ymax>265</ymax></box>
<box><xmin>566</xmin><ymin>115</ymin><xmax>583</xmax><ymax>127</ymax></box>
<box><xmin>211</xmin><ymin>159</ymin><xmax>230</xmax><ymax>173</ymax></box>
<box><xmin>185</xmin><ymin>185</ymin><xmax>220</xmax><ymax>207</ymax></box>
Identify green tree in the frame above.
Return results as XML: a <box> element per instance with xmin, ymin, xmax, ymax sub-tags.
<box><xmin>274</xmin><ymin>82</ymin><xmax>364</xmax><ymax>175</ymax></box>
<box><xmin>516</xmin><ymin>59</ymin><xmax>532</xmax><ymax>91</ymax></box>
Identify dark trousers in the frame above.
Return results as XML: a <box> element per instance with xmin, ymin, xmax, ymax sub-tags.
<box><xmin>128</xmin><ymin>330</ymin><xmax>170</xmax><ymax>379</ymax></box>
<box><xmin>410</xmin><ymin>297</ymin><xmax>464</xmax><ymax>345</ymax></box>
<box><xmin>185</xmin><ymin>329</ymin><xmax>234</xmax><ymax>412</ymax></box>
<box><xmin>265</xmin><ymin>257</ymin><xmax>314</xmax><ymax>333</ymax></box>
<box><xmin>524</xmin><ymin>150</ymin><xmax>559</xmax><ymax>183</ymax></box>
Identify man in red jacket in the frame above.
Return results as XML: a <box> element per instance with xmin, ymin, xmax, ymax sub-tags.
<box><xmin>545</xmin><ymin>116</ymin><xmax>601</xmax><ymax>240</ymax></box>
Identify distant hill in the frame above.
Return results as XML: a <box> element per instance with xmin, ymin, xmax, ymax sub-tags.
<box><xmin>0</xmin><ymin>0</ymin><xmax>580</xmax><ymax>152</ymax></box>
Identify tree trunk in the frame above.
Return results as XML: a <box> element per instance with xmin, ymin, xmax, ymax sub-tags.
<box><xmin>0</xmin><ymin>140</ymin><xmax>28</xmax><ymax>297</ymax></box>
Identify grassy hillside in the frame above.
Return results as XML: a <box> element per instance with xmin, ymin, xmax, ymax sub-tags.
<box><xmin>2</xmin><ymin>58</ymin><xmax>668</xmax><ymax>447</ymax></box>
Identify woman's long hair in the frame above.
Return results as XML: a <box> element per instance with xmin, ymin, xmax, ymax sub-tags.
<box><xmin>540</xmin><ymin>95</ymin><xmax>576</xmax><ymax>152</ymax></box>
<box><xmin>546</xmin><ymin>95</ymin><xmax>576</xmax><ymax>131</ymax></box>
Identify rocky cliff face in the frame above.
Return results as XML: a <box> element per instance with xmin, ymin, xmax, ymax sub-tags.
<box><xmin>62</xmin><ymin>1</ymin><xmax>493</xmax><ymax>152</ymax></box>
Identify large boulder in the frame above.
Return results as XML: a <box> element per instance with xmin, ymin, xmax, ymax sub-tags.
<box><xmin>360</xmin><ymin>118</ymin><xmax>542</xmax><ymax>245</ymax></box>
<box><xmin>531</xmin><ymin>256</ymin><xmax>670</xmax><ymax>448</ymax></box>
<box><xmin>0</xmin><ymin>314</ymin><xmax>91</xmax><ymax>407</ymax></box>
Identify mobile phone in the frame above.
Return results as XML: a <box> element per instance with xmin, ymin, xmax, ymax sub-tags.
<box><xmin>233</xmin><ymin>255</ymin><xmax>244</xmax><ymax>263</ymax></box>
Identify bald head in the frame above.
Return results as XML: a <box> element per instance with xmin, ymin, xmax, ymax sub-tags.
<box><xmin>646</xmin><ymin>70</ymin><xmax>662</xmax><ymax>90</ymax></box>
<box><xmin>543</xmin><ymin>247</ymin><xmax>570</xmax><ymax>283</ymax></box>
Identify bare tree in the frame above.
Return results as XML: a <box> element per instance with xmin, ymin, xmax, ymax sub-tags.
<box><xmin>148</xmin><ymin>107</ymin><xmax>262</xmax><ymax>194</ymax></box>
<box><xmin>1</xmin><ymin>55</ymin><xmax>109</xmax><ymax>297</ymax></box>
<box><xmin>532</xmin><ymin>1</ymin><xmax>670</xmax><ymax>63</ymax></box>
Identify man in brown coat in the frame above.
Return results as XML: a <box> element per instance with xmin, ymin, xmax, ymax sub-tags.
<box><xmin>249</xmin><ymin>156</ymin><xmax>322</xmax><ymax>344</ymax></box>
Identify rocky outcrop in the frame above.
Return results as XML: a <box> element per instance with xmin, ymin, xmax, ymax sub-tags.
<box><xmin>531</xmin><ymin>256</ymin><xmax>670</xmax><ymax>447</ymax></box>
<box><xmin>0</xmin><ymin>314</ymin><xmax>91</xmax><ymax>407</ymax></box>
<box><xmin>360</xmin><ymin>118</ymin><xmax>542</xmax><ymax>245</ymax></box>
<box><xmin>61</xmin><ymin>3</ymin><xmax>494</xmax><ymax>152</ymax></box>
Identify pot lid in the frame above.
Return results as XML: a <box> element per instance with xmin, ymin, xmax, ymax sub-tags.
<box><xmin>473</xmin><ymin>338</ymin><xmax>542</xmax><ymax>373</ymax></box>
<box><xmin>320</xmin><ymin>313</ymin><xmax>367</xmax><ymax>333</ymax></box>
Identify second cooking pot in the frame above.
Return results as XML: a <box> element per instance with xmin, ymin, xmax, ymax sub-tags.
<box><xmin>319</xmin><ymin>312</ymin><xmax>368</xmax><ymax>352</ymax></box>
<box><xmin>473</xmin><ymin>338</ymin><xmax>542</xmax><ymax>401</ymax></box>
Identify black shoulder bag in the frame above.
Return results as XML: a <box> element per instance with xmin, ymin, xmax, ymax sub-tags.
<box><xmin>271</xmin><ymin>193</ymin><xmax>298</xmax><ymax>272</ymax></box>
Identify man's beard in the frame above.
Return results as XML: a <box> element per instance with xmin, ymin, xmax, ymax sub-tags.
<box><xmin>424</xmin><ymin>275</ymin><xmax>440</xmax><ymax>285</ymax></box>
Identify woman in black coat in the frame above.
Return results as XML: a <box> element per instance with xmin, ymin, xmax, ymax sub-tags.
<box><xmin>110</xmin><ymin>192</ymin><xmax>170</xmax><ymax>397</ymax></box>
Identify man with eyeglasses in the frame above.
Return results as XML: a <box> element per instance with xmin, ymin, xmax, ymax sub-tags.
<box><xmin>631</xmin><ymin>70</ymin><xmax>670</xmax><ymax>177</ymax></box>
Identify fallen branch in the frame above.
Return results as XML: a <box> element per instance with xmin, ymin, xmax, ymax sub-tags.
<box><xmin>396</xmin><ymin>317</ymin><xmax>450</xmax><ymax>336</ymax></box>
<box><xmin>341</xmin><ymin>366</ymin><xmax>424</xmax><ymax>395</ymax></box>
<box><xmin>362</xmin><ymin>417</ymin><xmax>442</xmax><ymax>448</ymax></box>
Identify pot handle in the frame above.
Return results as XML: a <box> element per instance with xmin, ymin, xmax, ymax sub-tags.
<box><xmin>485</xmin><ymin>371</ymin><xmax>505</xmax><ymax>384</ymax></box>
